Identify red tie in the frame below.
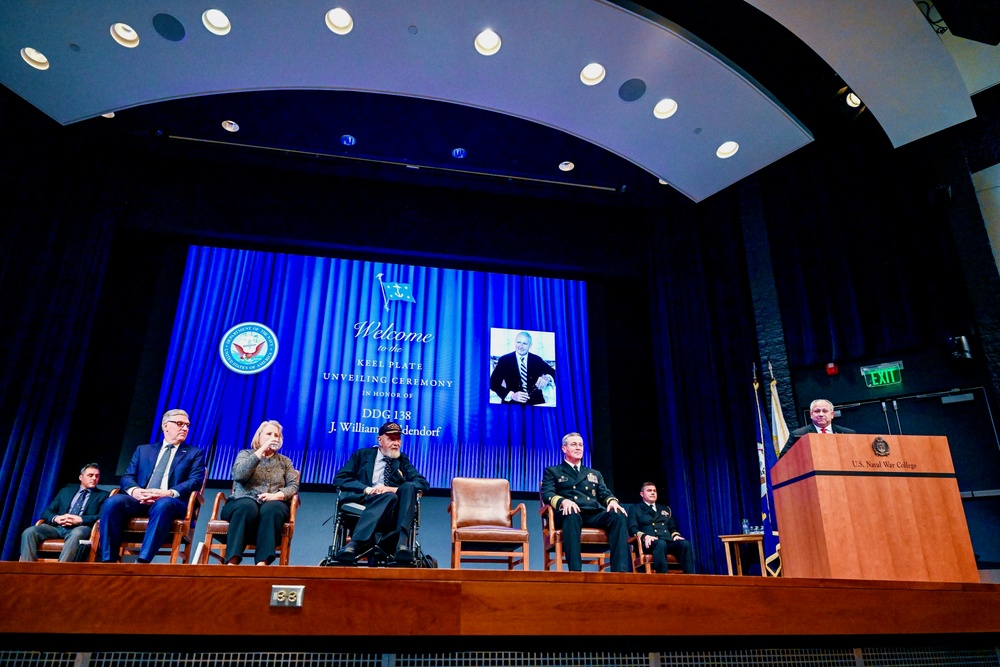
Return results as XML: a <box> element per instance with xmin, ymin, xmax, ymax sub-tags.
<box><xmin>821</xmin><ymin>427</ymin><xmax>828</xmax><ymax>434</ymax></box>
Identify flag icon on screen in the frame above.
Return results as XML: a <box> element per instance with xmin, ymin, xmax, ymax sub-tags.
<box><xmin>376</xmin><ymin>273</ymin><xmax>417</xmax><ymax>311</ymax></box>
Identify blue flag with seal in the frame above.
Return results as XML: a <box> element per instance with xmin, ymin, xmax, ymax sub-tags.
<box><xmin>376</xmin><ymin>272</ymin><xmax>417</xmax><ymax>311</ymax></box>
<box><xmin>754</xmin><ymin>366</ymin><xmax>787</xmax><ymax>576</ymax></box>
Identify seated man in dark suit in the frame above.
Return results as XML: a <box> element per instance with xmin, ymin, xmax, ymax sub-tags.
<box><xmin>489</xmin><ymin>331</ymin><xmax>555</xmax><ymax>405</ymax></box>
<box><xmin>540</xmin><ymin>432</ymin><xmax>630</xmax><ymax>572</ymax></box>
<box><xmin>627</xmin><ymin>481</ymin><xmax>695</xmax><ymax>574</ymax></box>
<box><xmin>781</xmin><ymin>398</ymin><xmax>856</xmax><ymax>457</ymax></box>
<box><xmin>333</xmin><ymin>421</ymin><xmax>429</xmax><ymax>564</ymax></box>
<box><xmin>99</xmin><ymin>409</ymin><xmax>206</xmax><ymax>563</ymax></box>
<box><xmin>20</xmin><ymin>462</ymin><xmax>109</xmax><ymax>562</ymax></box>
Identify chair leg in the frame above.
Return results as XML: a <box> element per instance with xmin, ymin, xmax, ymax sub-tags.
<box><xmin>554</xmin><ymin>544</ymin><xmax>563</xmax><ymax>571</ymax></box>
<box><xmin>453</xmin><ymin>543</ymin><xmax>461</xmax><ymax>569</ymax></box>
<box><xmin>523</xmin><ymin>543</ymin><xmax>529</xmax><ymax>571</ymax></box>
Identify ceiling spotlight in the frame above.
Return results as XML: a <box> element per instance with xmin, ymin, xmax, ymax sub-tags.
<box><xmin>101</xmin><ymin>112</ymin><xmax>115</xmax><ymax>119</ymax></box>
<box><xmin>580</xmin><ymin>63</ymin><xmax>605</xmax><ymax>86</ymax></box>
<box><xmin>20</xmin><ymin>47</ymin><xmax>49</xmax><ymax>70</ymax></box>
<box><xmin>451</xmin><ymin>148</ymin><xmax>466</xmax><ymax>159</ymax></box>
<box><xmin>658</xmin><ymin>178</ymin><xmax>668</xmax><ymax>185</ymax></box>
<box><xmin>221</xmin><ymin>120</ymin><xmax>239</xmax><ymax>132</ymax></box>
<box><xmin>202</xmin><ymin>9</ymin><xmax>231</xmax><ymax>36</ymax></box>
<box><xmin>846</xmin><ymin>92</ymin><xmax>862</xmax><ymax>108</ymax></box>
<box><xmin>110</xmin><ymin>23</ymin><xmax>140</xmax><ymax>48</ymax></box>
<box><xmin>558</xmin><ymin>161</ymin><xmax>575</xmax><ymax>172</ymax></box>
<box><xmin>716</xmin><ymin>141</ymin><xmax>739</xmax><ymax>159</ymax></box>
<box><xmin>326</xmin><ymin>8</ymin><xmax>353</xmax><ymax>35</ymax></box>
<box><xmin>653</xmin><ymin>98</ymin><xmax>678</xmax><ymax>119</ymax></box>
<box><xmin>340</xmin><ymin>134</ymin><xmax>356</xmax><ymax>146</ymax></box>
<box><xmin>475</xmin><ymin>29</ymin><xmax>501</xmax><ymax>56</ymax></box>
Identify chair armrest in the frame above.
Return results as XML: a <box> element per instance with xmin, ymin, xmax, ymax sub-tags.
<box><xmin>511</xmin><ymin>503</ymin><xmax>527</xmax><ymax>529</ymax></box>
<box><xmin>35</xmin><ymin>519</ymin><xmax>45</xmax><ymax>526</ymax></box>
<box><xmin>184</xmin><ymin>490</ymin><xmax>204</xmax><ymax>521</ymax></box>
<box><xmin>289</xmin><ymin>494</ymin><xmax>300</xmax><ymax>523</ymax></box>
<box><xmin>628</xmin><ymin>534</ymin><xmax>647</xmax><ymax>558</ymax></box>
<box><xmin>449</xmin><ymin>502</ymin><xmax>458</xmax><ymax>529</ymax></box>
<box><xmin>209</xmin><ymin>492</ymin><xmax>226</xmax><ymax>521</ymax></box>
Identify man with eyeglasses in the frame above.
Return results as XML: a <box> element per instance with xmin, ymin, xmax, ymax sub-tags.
<box><xmin>780</xmin><ymin>399</ymin><xmax>855</xmax><ymax>458</ymax></box>
<box><xmin>99</xmin><ymin>409</ymin><xmax>206</xmax><ymax>563</ymax></box>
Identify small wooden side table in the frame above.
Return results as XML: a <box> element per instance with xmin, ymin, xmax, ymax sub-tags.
<box><xmin>718</xmin><ymin>533</ymin><xmax>765</xmax><ymax>576</ymax></box>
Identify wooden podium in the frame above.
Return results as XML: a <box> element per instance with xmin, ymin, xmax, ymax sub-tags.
<box><xmin>771</xmin><ymin>433</ymin><xmax>979</xmax><ymax>582</ymax></box>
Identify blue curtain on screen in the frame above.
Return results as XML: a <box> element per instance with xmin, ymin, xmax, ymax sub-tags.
<box><xmin>151</xmin><ymin>247</ymin><xmax>591</xmax><ymax>491</ymax></box>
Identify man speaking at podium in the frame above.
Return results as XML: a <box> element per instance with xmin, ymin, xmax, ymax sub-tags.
<box><xmin>781</xmin><ymin>398</ymin><xmax>855</xmax><ymax>457</ymax></box>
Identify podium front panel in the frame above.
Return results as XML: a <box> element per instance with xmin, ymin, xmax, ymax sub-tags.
<box><xmin>771</xmin><ymin>434</ymin><xmax>978</xmax><ymax>583</ymax></box>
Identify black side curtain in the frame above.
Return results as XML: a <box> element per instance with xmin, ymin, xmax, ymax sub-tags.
<box><xmin>646</xmin><ymin>193</ymin><xmax>763</xmax><ymax>575</ymax></box>
<box><xmin>0</xmin><ymin>99</ymin><xmax>118</xmax><ymax>560</ymax></box>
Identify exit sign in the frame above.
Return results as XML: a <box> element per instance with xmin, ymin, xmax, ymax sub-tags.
<box><xmin>860</xmin><ymin>361</ymin><xmax>904</xmax><ymax>388</ymax></box>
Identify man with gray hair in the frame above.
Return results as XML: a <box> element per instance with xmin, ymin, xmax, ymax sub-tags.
<box><xmin>489</xmin><ymin>331</ymin><xmax>556</xmax><ymax>405</ymax></box>
<box><xmin>99</xmin><ymin>409</ymin><xmax>206</xmax><ymax>563</ymax></box>
<box><xmin>781</xmin><ymin>399</ymin><xmax>855</xmax><ymax>457</ymax></box>
<box><xmin>540</xmin><ymin>432</ymin><xmax>630</xmax><ymax>572</ymax></box>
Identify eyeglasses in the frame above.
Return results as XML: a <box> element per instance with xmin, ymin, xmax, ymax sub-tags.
<box><xmin>166</xmin><ymin>420</ymin><xmax>191</xmax><ymax>429</ymax></box>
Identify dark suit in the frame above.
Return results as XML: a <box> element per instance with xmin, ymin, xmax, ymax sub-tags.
<box><xmin>541</xmin><ymin>461</ymin><xmax>629</xmax><ymax>572</ymax></box>
<box><xmin>781</xmin><ymin>424</ymin><xmax>856</xmax><ymax>458</ymax></box>
<box><xmin>627</xmin><ymin>502</ymin><xmax>696</xmax><ymax>573</ymax></box>
<box><xmin>99</xmin><ymin>441</ymin><xmax>206</xmax><ymax>562</ymax></box>
<box><xmin>20</xmin><ymin>484</ymin><xmax>110</xmax><ymax>561</ymax></box>
<box><xmin>490</xmin><ymin>351</ymin><xmax>556</xmax><ymax>405</ymax></box>
<box><xmin>333</xmin><ymin>447</ymin><xmax>429</xmax><ymax>546</ymax></box>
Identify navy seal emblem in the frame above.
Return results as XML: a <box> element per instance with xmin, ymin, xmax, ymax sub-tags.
<box><xmin>872</xmin><ymin>436</ymin><xmax>890</xmax><ymax>457</ymax></box>
<box><xmin>219</xmin><ymin>322</ymin><xmax>278</xmax><ymax>375</ymax></box>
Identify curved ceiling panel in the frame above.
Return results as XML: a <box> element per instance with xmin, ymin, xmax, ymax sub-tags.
<box><xmin>0</xmin><ymin>0</ymin><xmax>812</xmax><ymax>202</ymax></box>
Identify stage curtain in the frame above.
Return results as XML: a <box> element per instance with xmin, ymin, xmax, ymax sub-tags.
<box><xmin>646</xmin><ymin>194</ymin><xmax>764</xmax><ymax>575</ymax></box>
<box><xmin>0</xmin><ymin>119</ymin><xmax>117</xmax><ymax>560</ymax></box>
<box><xmin>759</xmin><ymin>141</ymin><xmax>973</xmax><ymax>370</ymax></box>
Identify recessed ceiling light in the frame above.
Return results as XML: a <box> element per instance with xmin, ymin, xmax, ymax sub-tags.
<box><xmin>475</xmin><ymin>29</ymin><xmax>501</xmax><ymax>56</ymax></box>
<box><xmin>451</xmin><ymin>148</ymin><xmax>466</xmax><ymax>159</ymax></box>
<box><xmin>580</xmin><ymin>63</ymin><xmax>605</xmax><ymax>86</ymax></box>
<box><xmin>221</xmin><ymin>120</ymin><xmax>239</xmax><ymax>132</ymax></box>
<box><xmin>341</xmin><ymin>134</ymin><xmax>356</xmax><ymax>146</ymax></box>
<box><xmin>846</xmin><ymin>92</ymin><xmax>862</xmax><ymax>108</ymax></box>
<box><xmin>20</xmin><ymin>47</ymin><xmax>49</xmax><ymax>70</ymax></box>
<box><xmin>716</xmin><ymin>141</ymin><xmax>739</xmax><ymax>159</ymax></box>
<box><xmin>202</xmin><ymin>9</ymin><xmax>231</xmax><ymax>36</ymax></box>
<box><xmin>326</xmin><ymin>8</ymin><xmax>354</xmax><ymax>35</ymax></box>
<box><xmin>658</xmin><ymin>178</ymin><xmax>668</xmax><ymax>185</ymax></box>
<box><xmin>653</xmin><ymin>98</ymin><xmax>678</xmax><ymax>119</ymax></box>
<box><xmin>101</xmin><ymin>112</ymin><xmax>115</xmax><ymax>119</ymax></box>
<box><xmin>559</xmin><ymin>161</ymin><xmax>575</xmax><ymax>172</ymax></box>
<box><xmin>110</xmin><ymin>23</ymin><xmax>140</xmax><ymax>48</ymax></box>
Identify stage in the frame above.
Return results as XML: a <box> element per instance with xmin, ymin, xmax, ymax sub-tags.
<box><xmin>2</xmin><ymin>562</ymin><xmax>999</xmax><ymax>655</ymax></box>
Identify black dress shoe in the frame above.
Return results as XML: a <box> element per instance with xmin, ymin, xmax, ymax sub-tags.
<box><xmin>335</xmin><ymin>542</ymin><xmax>358</xmax><ymax>562</ymax></box>
<box><xmin>394</xmin><ymin>544</ymin><xmax>413</xmax><ymax>564</ymax></box>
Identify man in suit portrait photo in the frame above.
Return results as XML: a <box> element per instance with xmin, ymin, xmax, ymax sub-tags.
<box><xmin>333</xmin><ymin>420</ymin><xmax>429</xmax><ymax>564</ymax></box>
<box><xmin>20</xmin><ymin>462</ymin><xmax>109</xmax><ymax>562</ymax></box>
<box><xmin>781</xmin><ymin>398</ymin><xmax>855</xmax><ymax>457</ymax></box>
<box><xmin>489</xmin><ymin>330</ymin><xmax>556</xmax><ymax>406</ymax></box>
<box><xmin>99</xmin><ymin>408</ymin><xmax>206</xmax><ymax>563</ymax></box>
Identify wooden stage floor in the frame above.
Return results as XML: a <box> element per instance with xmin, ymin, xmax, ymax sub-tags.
<box><xmin>2</xmin><ymin>562</ymin><xmax>999</xmax><ymax>652</ymax></box>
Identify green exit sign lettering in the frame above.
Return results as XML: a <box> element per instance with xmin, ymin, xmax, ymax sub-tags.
<box><xmin>860</xmin><ymin>361</ymin><xmax>904</xmax><ymax>388</ymax></box>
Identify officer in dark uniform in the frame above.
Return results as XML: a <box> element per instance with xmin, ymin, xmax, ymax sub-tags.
<box><xmin>540</xmin><ymin>432</ymin><xmax>630</xmax><ymax>572</ymax></box>
<box><xmin>627</xmin><ymin>481</ymin><xmax>695</xmax><ymax>573</ymax></box>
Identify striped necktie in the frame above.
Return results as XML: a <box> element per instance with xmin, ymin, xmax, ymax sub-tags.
<box><xmin>518</xmin><ymin>355</ymin><xmax>528</xmax><ymax>390</ymax></box>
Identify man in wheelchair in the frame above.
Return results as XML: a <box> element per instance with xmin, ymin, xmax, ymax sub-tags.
<box><xmin>332</xmin><ymin>421</ymin><xmax>429</xmax><ymax>564</ymax></box>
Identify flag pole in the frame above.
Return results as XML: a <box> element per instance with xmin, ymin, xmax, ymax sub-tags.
<box><xmin>375</xmin><ymin>272</ymin><xmax>389</xmax><ymax>312</ymax></box>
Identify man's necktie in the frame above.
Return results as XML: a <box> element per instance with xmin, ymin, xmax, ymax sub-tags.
<box><xmin>572</xmin><ymin>465</ymin><xmax>580</xmax><ymax>474</ymax></box>
<box><xmin>69</xmin><ymin>489</ymin><xmax>89</xmax><ymax>516</ymax></box>
<box><xmin>147</xmin><ymin>444</ymin><xmax>173</xmax><ymax>489</ymax></box>
<box><xmin>821</xmin><ymin>427</ymin><xmax>828</xmax><ymax>434</ymax></box>
<box><xmin>519</xmin><ymin>355</ymin><xmax>528</xmax><ymax>391</ymax></box>
<box><xmin>382</xmin><ymin>458</ymin><xmax>395</xmax><ymax>486</ymax></box>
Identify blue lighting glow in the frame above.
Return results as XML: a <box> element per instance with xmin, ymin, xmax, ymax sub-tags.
<box><xmin>340</xmin><ymin>134</ymin><xmax>356</xmax><ymax>146</ymax></box>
